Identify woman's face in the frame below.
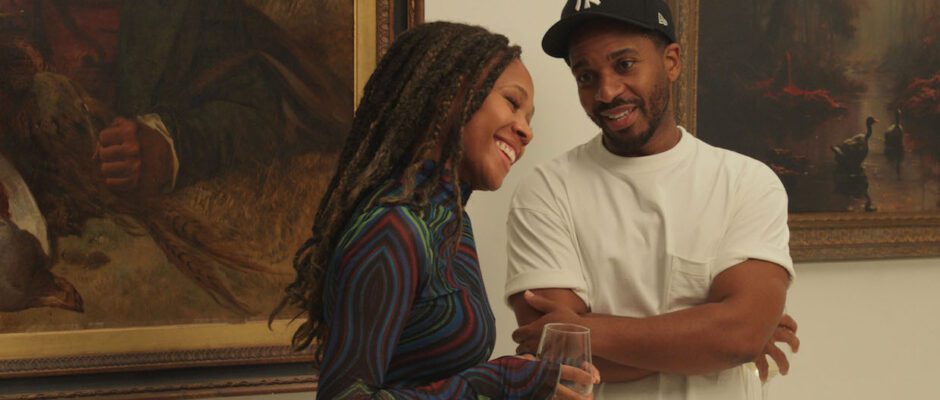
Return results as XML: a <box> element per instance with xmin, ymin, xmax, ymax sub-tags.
<box><xmin>459</xmin><ymin>59</ymin><xmax>535</xmax><ymax>191</ymax></box>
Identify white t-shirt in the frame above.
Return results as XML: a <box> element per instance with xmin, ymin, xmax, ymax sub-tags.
<box><xmin>505</xmin><ymin>127</ymin><xmax>794</xmax><ymax>400</ymax></box>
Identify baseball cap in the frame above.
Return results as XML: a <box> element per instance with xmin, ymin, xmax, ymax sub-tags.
<box><xmin>542</xmin><ymin>0</ymin><xmax>676</xmax><ymax>59</ymax></box>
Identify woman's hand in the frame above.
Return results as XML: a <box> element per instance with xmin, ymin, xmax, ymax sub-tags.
<box><xmin>554</xmin><ymin>363</ymin><xmax>599</xmax><ymax>399</ymax></box>
<box><xmin>514</xmin><ymin>354</ymin><xmax>599</xmax><ymax>399</ymax></box>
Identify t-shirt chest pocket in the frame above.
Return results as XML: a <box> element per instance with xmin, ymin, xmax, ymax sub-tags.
<box><xmin>664</xmin><ymin>253</ymin><xmax>712</xmax><ymax>313</ymax></box>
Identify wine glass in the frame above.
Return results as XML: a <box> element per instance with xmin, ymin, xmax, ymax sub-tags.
<box><xmin>748</xmin><ymin>342</ymin><xmax>794</xmax><ymax>400</ymax></box>
<box><xmin>759</xmin><ymin>359</ymin><xmax>779</xmax><ymax>399</ymax></box>
<box><xmin>537</xmin><ymin>322</ymin><xmax>593</xmax><ymax>395</ymax></box>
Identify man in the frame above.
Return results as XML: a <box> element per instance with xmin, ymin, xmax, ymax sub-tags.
<box><xmin>506</xmin><ymin>0</ymin><xmax>798</xmax><ymax>398</ymax></box>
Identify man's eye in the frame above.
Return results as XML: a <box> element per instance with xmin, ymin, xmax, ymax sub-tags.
<box><xmin>616</xmin><ymin>60</ymin><xmax>635</xmax><ymax>72</ymax></box>
<box><xmin>576</xmin><ymin>73</ymin><xmax>594</xmax><ymax>86</ymax></box>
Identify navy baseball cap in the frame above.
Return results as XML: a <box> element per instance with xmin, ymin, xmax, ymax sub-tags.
<box><xmin>542</xmin><ymin>0</ymin><xmax>676</xmax><ymax>59</ymax></box>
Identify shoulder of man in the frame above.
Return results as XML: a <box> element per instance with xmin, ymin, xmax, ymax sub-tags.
<box><xmin>690</xmin><ymin>136</ymin><xmax>784</xmax><ymax>190</ymax></box>
<box><xmin>510</xmin><ymin>139</ymin><xmax>595</xmax><ymax>209</ymax></box>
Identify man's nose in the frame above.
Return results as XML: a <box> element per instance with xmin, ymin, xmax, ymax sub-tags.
<box><xmin>595</xmin><ymin>74</ymin><xmax>626</xmax><ymax>104</ymax></box>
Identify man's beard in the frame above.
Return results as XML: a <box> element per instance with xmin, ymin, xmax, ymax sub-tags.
<box><xmin>592</xmin><ymin>76</ymin><xmax>670</xmax><ymax>154</ymax></box>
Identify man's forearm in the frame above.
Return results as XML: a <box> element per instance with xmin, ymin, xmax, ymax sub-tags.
<box><xmin>593</xmin><ymin>357</ymin><xmax>657</xmax><ymax>383</ymax></box>
<box><xmin>511</xmin><ymin>290</ymin><xmax>658</xmax><ymax>382</ymax></box>
<box><xmin>586</xmin><ymin>260</ymin><xmax>788</xmax><ymax>375</ymax></box>
<box><xmin>515</xmin><ymin>261</ymin><xmax>790</xmax><ymax>376</ymax></box>
<box><xmin>580</xmin><ymin>301</ymin><xmax>773</xmax><ymax>375</ymax></box>
<box><xmin>512</xmin><ymin>288</ymin><xmax>771</xmax><ymax>375</ymax></box>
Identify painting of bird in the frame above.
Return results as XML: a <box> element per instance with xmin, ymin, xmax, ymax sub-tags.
<box><xmin>884</xmin><ymin>108</ymin><xmax>905</xmax><ymax>179</ymax></box>
<box><xmin>0</xmin><ymin>162</ymin><xmax>82</xmax><ymax>313</ymax></box>
<box><xmin>0</xmin><ymin>218</ymin><xmax>83</xmax><ymax>313</ymax></box>
<box><xmin>832</xmin><ymin>116</ymin><xmax>880</xmax><ymax>174</ymax></box>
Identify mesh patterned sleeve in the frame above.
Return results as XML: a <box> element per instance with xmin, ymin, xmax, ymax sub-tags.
<box><xmin>316</xmin><ymin>198</ymin><xmax>559</xmax><ymax>400</ymax></box>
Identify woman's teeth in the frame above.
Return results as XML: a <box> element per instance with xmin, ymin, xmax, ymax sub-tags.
<box><xmin>496</xmin><ymin>140</ymin><xmax>517</xmax><ymax>164</ymax></box>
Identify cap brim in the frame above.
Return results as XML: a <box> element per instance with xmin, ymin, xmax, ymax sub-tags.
<box><xmin>541</xmin><ymin>12</ymin><xmax>661</xmax><ymax>59</ymax></box>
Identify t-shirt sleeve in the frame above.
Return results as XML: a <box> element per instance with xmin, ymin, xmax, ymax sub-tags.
<box><xmin>713</xmin><ymin>163</ymin><xmax>795</xmax><ymax>280</ymax></box>
<box><xmin>318</xmin><ymin>207</ymin><xmax>560</xmax><ymax>399</ymax></box>
<box><xmin>505</xmin><ymin>174</ymin><xmax>590</xmax><ymax>307</ymax></box>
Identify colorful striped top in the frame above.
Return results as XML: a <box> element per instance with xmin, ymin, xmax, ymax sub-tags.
<box><xmin>316</xmin><ymin>163</ymin><xmax>559</xmax><ymax>399</ymax></box>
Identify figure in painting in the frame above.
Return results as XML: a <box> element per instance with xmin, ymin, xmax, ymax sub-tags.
<box><xmin>0</xmin><ymin>0</ymin><xmax>347</xmax><ymax>315</ymax></box>
<box><xmin>884</xmin><ymin>108</ymin><xmax>905</xmax><ymax>179</ymax></box>
<box><xmin>831</xmin><ymin>116</ymin><xmax>879</xmax><ymax>212</ymax></box>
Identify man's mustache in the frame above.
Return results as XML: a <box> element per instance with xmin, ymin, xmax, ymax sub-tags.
<box><xmin>594</xmin><ymin>97</ymin><xmax>645</xmax><ymax>115</ymax></box>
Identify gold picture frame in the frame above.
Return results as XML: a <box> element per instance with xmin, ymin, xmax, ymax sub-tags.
<box><xmin>0</xmin><ymin>0</ymin><xmax>422</xmax><ymax>397</ymax></box>
<box><xmin>669</xmin><ymin>0</ymin><xmax>940</xmax><ymax>262</ymax></box>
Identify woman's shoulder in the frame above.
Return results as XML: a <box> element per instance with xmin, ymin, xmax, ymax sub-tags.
<box><xmin>340</xmin><ymin>202</ymin><xmax>432</xmax><ymax>247</ymax></box>
<box><xmin>329</xmin><ymin>203</ymin><xmax>436</xmax><ymax>282</ymax></box>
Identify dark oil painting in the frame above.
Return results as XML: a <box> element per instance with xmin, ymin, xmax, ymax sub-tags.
<box><xmin>0</xmin><ymin>0</ymin><xmax>351</xmax><ymax>334</ymax></box>
<box><xmin>698</xmin><ymin>0</ymin><xmax>940</xmax><ymax>214</ymax></box>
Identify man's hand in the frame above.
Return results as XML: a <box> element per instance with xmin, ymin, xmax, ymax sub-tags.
<box><xmin>512</xmin><ymin>290</ymin><xmax>583</xmax><ymax>354</ymax></box>
<box><xmin>96</xmin><ymin>117</ymin><xmax>173</xmax><ymax>195</ymax></box>
<box><xmin>754</xmin><ymin>313</ymin><xmax>800</xmax><ymax>381</ymax></box>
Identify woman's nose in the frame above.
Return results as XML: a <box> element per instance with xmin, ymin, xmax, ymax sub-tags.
<box><xmin>515</xmin><ymin>118</ymin><xmax>533</xmax><ymax>146</ymax></box>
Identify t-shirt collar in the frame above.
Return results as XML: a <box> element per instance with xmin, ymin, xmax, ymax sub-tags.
<box><xmin>589</xmin><ymin>126</ymin><xmax>693</xmax><ymax>174</ymax></box>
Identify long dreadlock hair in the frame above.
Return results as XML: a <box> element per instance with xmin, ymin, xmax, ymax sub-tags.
<box><xmin>273</xmin><ymin>21</ymin><xmax>522</xmax><ymax>360</ymax></box>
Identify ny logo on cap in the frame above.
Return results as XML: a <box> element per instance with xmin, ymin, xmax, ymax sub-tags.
<box><xmin>658</xmin><ymin>12</ymin><xmax>669</xmax><ymax>26</ymax></box>
<box><xmin>575</xmin><ymin>0</ymin><xmax>601</xmax><ymax>12</ymax></box>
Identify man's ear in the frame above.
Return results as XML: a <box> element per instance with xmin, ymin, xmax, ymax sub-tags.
<box><xmin>664</xmin><ymin>43</ymin><xmax>681</xmax><ymax>82</ymax></box>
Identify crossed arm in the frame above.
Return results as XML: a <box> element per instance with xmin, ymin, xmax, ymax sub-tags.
<box><xmin>509</xmin><ymin>258</ymin><xmax>799</xmax><ymax>382</ymax></box>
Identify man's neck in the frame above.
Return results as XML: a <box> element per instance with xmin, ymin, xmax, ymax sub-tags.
<box><xmin>603</xmin><ymin>120</ymin><xmax>682</xmax><ymax>157</ymax></box>
<box><xmin>640</xmin><ymin>122</ymin><xmax>682</xmax><ymax>156</ymax></box>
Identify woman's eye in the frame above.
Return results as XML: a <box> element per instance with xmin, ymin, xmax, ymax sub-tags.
<box><xmin>505</xmin><ymin>96</ymin><xmax>520</xmax><ymax>110</ymax></box>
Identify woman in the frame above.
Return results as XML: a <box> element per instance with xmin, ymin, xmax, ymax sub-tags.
<box><xmin>275</xmin><ymin>22</ymin><xmax>595</xmax><ymax>399</ymax></box>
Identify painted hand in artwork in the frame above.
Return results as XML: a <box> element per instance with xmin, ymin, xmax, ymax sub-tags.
<box><xmin>96</xmin><ymin>116</ymin><xmax>173</xmax><ymax>196</ymax></box>
<box><xmin>9</xmin><ymin>73</ymin><xmax>282</xmax><ymax>316</ymax></box>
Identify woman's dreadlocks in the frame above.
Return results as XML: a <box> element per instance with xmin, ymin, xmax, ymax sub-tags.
<box><xmin>273</xmin><ymin>22</ymin><xmax>522</xmax><ymax>361</ymax></box>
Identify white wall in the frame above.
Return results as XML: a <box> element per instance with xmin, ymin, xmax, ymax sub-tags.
<box><xmin>773</xmin><ymin>258</ymin><xmax>940</xmax><ymax>400</ymax></box>
<box><xmin>426</xmin><ymin>2</ymin><xmax>940</xmax><ymax>400</ymax></box>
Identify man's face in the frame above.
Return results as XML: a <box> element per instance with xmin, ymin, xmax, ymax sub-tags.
<box><xmin>567</xmin><ymin>20</ymin><xmax>680</xmax><ymax>156</ymax></box>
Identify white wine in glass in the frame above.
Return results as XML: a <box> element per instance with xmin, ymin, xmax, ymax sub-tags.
<box><xmin>537</xmin><ymin>323</ymin><xmax>593</xmax><ymax>396</ymax></box>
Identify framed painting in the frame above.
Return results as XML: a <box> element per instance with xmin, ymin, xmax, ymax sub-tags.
<box><xmin>0</xmin><ymin>0</ymin><xmax>422</xmax><ymax>396</ymax></box>
<box><xmin>670</xmin><ymin>0</ymin><xmax>940</xmax><ymax>261</ymax></box>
